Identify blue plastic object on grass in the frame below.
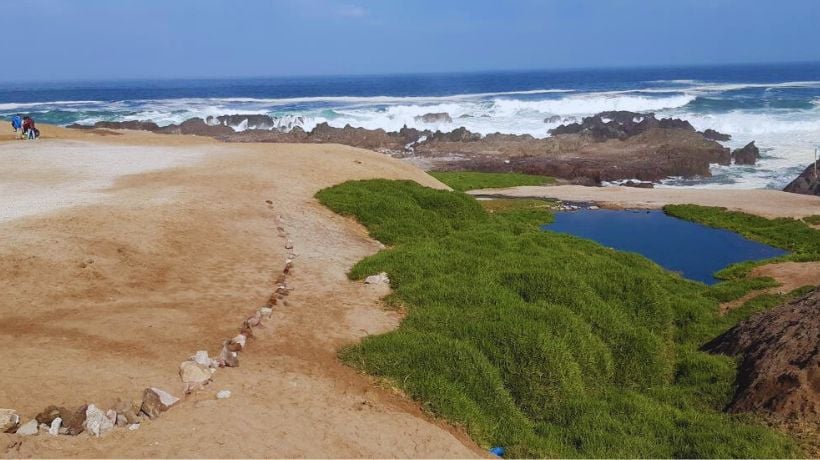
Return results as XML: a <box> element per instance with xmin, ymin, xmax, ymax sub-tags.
<box><xmin>489</xmin><ymin>446</ymin><xmax>505</xmax><ymax>457</ymax></box>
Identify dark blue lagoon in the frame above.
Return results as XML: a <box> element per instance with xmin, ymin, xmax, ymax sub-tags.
<box><xmin>542</xmin><ymin>209</ymin><xmax>787</xmax><ymax>284</ymax></box>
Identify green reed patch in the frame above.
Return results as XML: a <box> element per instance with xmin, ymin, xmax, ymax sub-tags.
<box><xmin>317</xmin><ymin>180</ymin><xmax>799</xmax><ymax>458</ymax></box>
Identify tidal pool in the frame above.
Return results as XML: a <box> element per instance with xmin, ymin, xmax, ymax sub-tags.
<box><xmin>543</xmin><ymin>209</ymin><xmax>787</xmax><ymax>284</ymax></box>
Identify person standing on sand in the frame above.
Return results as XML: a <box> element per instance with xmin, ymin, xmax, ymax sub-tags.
<box><xmin>22</xmin><ymin>116</ymin><xmax>38</xmax><ymax>140</ymax></box>
<box><xmin>11</xmin><ymin>114</ymin><xmax>22</xmax><ymax>136</ymax></box>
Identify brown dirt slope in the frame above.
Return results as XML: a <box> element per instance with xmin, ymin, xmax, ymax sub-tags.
<box><xmin>703</xmin><ymin>287</ymin><xmax>819</xmax><ymax>421</ymax></box>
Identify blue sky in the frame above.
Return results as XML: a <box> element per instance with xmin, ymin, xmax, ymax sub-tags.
<box><xmin>3</xmin><ymin>0</ymin><xmax>819</xmax><ymax>81</ymax></box>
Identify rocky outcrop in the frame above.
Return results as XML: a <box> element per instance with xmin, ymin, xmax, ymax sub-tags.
<box><xmin>703</xmin><ymin>288</ymin><xmax>820</xmax><ymax>421</ymax></box>
<box><xmin>702</xmin><ymin>128</ymin><xmax>731</xmax><ymax>141</ymax></box>
<box><xmin>783</xmin><ymin>161</ymin><xmax>820</xmax><ymax>196</ymax></box>
<box><xmin>158</xmin><ymin>118</ymin><xmax>236</xmax><ymax>136</ymax></box>
<box><xmin>70</xmin><ymin>111</ymin><xmax>747</xmax><ymax>184</ymax></box>
<box><xmin>732</xmin><ymin>141</ymin><xmax>760</xmax><ymax>165</ymax></box>
<box><xmin>415</xmin><ymin>112</ymin><xmax>452</xmax><ymax>123</ymax></box>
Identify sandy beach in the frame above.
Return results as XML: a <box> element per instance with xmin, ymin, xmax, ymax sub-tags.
<box><xmin>468</xmin><ymin>185</ymin><xmax>820</xmax><ymax>219</ymax></box>
<box><xmin>0</xmin><ymin>127</ymin><xmax>480</xmax><ymax>458</ymax></box>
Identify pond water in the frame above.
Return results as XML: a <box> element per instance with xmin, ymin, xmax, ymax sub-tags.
<box><xmin>542</xmin><ymin>209</ymin><xmax>787</xmax><ymax>284</ymax></box>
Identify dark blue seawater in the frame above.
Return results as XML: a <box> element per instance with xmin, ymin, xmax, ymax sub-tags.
<box><xmin>2</xmin><ymin>62</ymin><xmax>819</xmax><ymax>188</ymax></box>
<box><xmin>542</xmin><ymin>209</ymin><xmax>787</xmax><ymax>284</ymax></box>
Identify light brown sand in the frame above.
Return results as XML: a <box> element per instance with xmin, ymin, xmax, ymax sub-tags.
<box><xmin>720</xmin><ymin>261</ymin><xmax>820</xmax><ymax>314</ymax></box>
<box><xmin>469</xmin><ymin>185</ymin><xmax>820</xmax><ymax>219</ymax></box>
<box><xmin>0</xmin><ymin>128</ymin><xmax>480</xmax><ymax>458</ymax></box>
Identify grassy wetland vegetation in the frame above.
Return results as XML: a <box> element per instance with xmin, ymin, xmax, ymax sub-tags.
<box><xmin>665</xmin><ymin>205</ymin><xmax>820</xmax><ymax>302</ymax></box>
<box><xmin>317</xmin><ymin>180</ymin><xmax>801</xmax><ymax>458</ymax></box>
<box><xmin>430</xmin><ymin>171</ymin><xmax>554</xmax><ymax>192</ymax></box>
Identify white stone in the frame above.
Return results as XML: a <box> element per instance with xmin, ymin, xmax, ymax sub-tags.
<box><xmin>128</xmin><ymin>423</ymin><xmax>140</xmax><ymax>431</ymax></box>
<box><xmin>191</xmin><ymin>350</ymin><xmax>211</xmax><ymax>367</ymax></box>
<box><xmin>180</xmin><ymin>360</ymin><xmax>213</xmax><ymax>392</ymax></box>
<box><xmin>364</xmin><ymin>272</ymin><xmax>390</xmax><ymax>285</ymax></box>
<box><xmin>589</xmin><ymin>205</ymin><xmax>600</xmax><ymax>210</ymax></box>
<box><xmin>259</xmin><ymin>306</ymin><xmax>273</xmax><ymax>318</ymax></box>
<box><xmin>230</xmin><ymin>334</ymin><xmax>247</xmax><ymax>350</ymax></box>
<box><xmin>216</xmin><ymin>390</ymin><xmax>232</xmax><ymax>399</ymax></box>
<box><xmin>16</xmin><ymin>419</ymin><xmax>38</xmax><ymax>436</ymax></box>
<box><xmin>48</xmin><ymin>417</ymin><xmax>61</xmax><ymax>436</ymax></box>
<box><xmin>85</xmin><ymin>404</ymin><xmax>114</xmax><ymax>437</ymax></box>
<box><xmin>0</xmin><ymin>409</ymin><xmax>20</xmax><ymax>433</ymax></box>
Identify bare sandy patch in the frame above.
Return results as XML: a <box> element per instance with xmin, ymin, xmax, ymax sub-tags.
<box><xmin>469</xmin><ymin>185</ymin><xmax>820</xmax><ymax>219</ymax></box>
<box><xmin>0</xmin><ymin>132</ymin><xmax>479</xmax><ymax>458</ymax></box>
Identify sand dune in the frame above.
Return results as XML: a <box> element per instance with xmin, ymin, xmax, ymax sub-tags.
<box><xmin>0</xmin><ymin>128</ymin><xmax>479</xmax><ymax>458</ymax></box>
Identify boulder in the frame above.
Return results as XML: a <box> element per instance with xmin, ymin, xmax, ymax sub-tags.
<box><xmin>180</xmin><ymin>360</ymin><xmax>213</xmax><ymax>392</ymax></box>
<box><xmin>415</xmin><ymin>112</ymin><xmax>453</xmax><ymax>124</ymax></box>
<box><xmin>783</xmin><ymin>161</ymin><xmax>820</xmax><ymax>196</ymax></box>
<box><xmin>116</xmin><ymin>415</ymin><xmax>128</xmax><ymax>427</ymax></box>
<box><xmin>84</xmin><ymin>404</ymin><xmax>113</xmax><ymax>437</ymax></box>
<box><xmin>702</xmin><ymin>128</ymin><xmax>731</xmax><ymax>141</ymax></box>
<box><xmin>623</xmin><ymin>180</ymin><xmax>654</xmax><ymax>189</ymax></box>
<box><xmin>543</xmin><ymin>115</ymin><xmax>562</xmax><ymax>124</ymax></box>
<box><xmin>0</xmin><ymin>409</ymin><xmax>20</xmax><ymax>433</ymax></box>
<box><xmin>16</xmin><ymin>419</ymin><xmax>38</xmax><ymax>436</ymax></box>
<box><xmin>732</xmin><ymin>141</ymin><xmax>760</xmax><ymax>165</ymax></box>
<box><xmin>140</xmin><ymin>387</ymin><xmax>179</xmax><ymax>419</ymax></box>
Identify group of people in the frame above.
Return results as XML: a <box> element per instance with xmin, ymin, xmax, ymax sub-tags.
<box><xmin>10</xmin><ymin>114</ymin><xmax>39</xmax><ymax>140</ymax></box>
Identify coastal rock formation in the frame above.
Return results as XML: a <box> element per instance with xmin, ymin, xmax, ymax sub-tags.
<box><xmin>71</xmin><ymin>111</ymin><xmax>749</xmax><ymax>183</ymax></box>
<box><xmin>702</xmin><ymin>128</ymin><xmax>731</xmax><ymax>141</ymax></box>
<box><xmin>732</xmin><ymin>141</ymin><xmax>760</xmax><ymax>165</ymax></box>
<box><xmin>415</xmin><ymin>112</ymin><xmax>453</xmax><ymax>123</ymax></box>
<box><xmin>702</xmin><ymin>287</ymin><xmax>820</xmax><ymax>421</ymax></box>
<box><xmin>783</xmin><ymin>161</ymin><xmax>820</xmax><ymax>196</ymax></box>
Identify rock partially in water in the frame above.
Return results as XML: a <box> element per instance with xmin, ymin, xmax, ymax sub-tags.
<box><xmin>415</xmin><ymin>112</ymin><xmax>453</xmax><ymax>124</ymax></box>
<box><xmin>702</xmin><ymin>128</ymin><xmax>731</xmax><ymax>141</ymax></box>
<box><xmin>703</xmin><ymin>287</ymin><xmax>820</xmax><ymax>421</ymax></box>
<box><xmin>783</xmin><ymin>161</ymin><xmax>820</xmax><ymax>196</ymax></box>
<box><xmin>732</xmin><ymin>141</ymin><xmax>759</xmax><ymax>165</ymax></box>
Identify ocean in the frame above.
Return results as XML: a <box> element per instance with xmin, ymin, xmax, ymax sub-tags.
<box><xmin>2</xmin><ymin>62</ymin><xmax>819</xmax><ymax>189</ymax></box>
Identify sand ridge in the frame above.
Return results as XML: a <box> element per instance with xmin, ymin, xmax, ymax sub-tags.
<box><xmin>469</xmin><ymin>184</ymin><xmax>820</xmax><ymax>219</ymax></box>
<box><xmin>0</xmin><ymin>131</ymin><xmax>480</xmax><ymax>458</ymax></box>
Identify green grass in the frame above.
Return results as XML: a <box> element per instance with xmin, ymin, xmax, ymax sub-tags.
<box><xmin>664</xmin><ymin>205</ymin><xmax>820</xmax><ymax>286</ymax></box>
<box><xmin>317</xmin><ymin>180</ymin><xmax>799</xmax><ymax>458</ymax></box>
<box><xmin>804</xmin><ymin>214</ymin><xmax>820</xmax><ymax>225</ymax></box>
<box><xmin>430</xmin><ymin>171</ymin><xmax>554</xmax><ymax>192</ymax></box>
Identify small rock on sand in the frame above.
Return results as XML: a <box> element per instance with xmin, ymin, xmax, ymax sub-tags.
<box><xmin>48</xmin><ymin>418</ymin><xmax>61</xmax><ymax>436</ymax></box>
<box><xmin>0</xmin><ymin>409</ymin><xmax>20</xmax><ymax>433</ymax></box>
<box><xmin>259</xmin><ymin>306</ymin><xmax>273</xmax><ymax>318</ymax></box>
<box><xmin>85</xmin><ymin>404</ymin><xmax>113</xmax><ymax>437</ymax></box>
<box><xmin>364</xmin><ymin>272</ymin><xmax>390</xmax><ymax>285</ymax></box>
<box><xmin>180</xmin><ymin>360</ymin><xmax>213</xmax><ymax>392</ymax></box>
<box><xmin>128</xmin><ymin>423</ymin><xmax>140</xmax><ymax>431</ymax></box>
<box><xmin>16</xmin><ymin>419</ymin><xmax>39</xmax><ymax>436</ymax></box>
<box><xmin>141</xmin><ymin>388</ymin><xmax>179</xmax><ymax>419</ymax></box>
<box><xmin>216</xmin><ymin>390</ymin><xmax>232</xmax><ymax>399</ymax></box>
